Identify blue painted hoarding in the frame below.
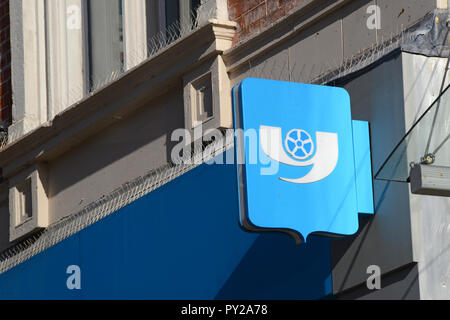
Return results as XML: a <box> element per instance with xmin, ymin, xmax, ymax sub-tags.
<box><xmin>0</xmin><ymin>153</ymin><xmax>333</xmax><ymax>300</ymax></box>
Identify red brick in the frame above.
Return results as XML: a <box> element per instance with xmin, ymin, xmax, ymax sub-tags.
<box><xmin>228</xmin><ymin>0</ymin><xmax>303</xmax><ymax>43</ymax></box>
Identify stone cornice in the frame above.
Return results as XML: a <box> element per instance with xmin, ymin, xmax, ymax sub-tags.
<box><xmin>0</xmin><ymin>20</ymin><xmax>236</xmax><ymax>177</ymax></box>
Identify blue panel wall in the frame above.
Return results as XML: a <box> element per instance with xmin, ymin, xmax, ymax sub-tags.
<box><xmin>0</xmin><ymin>151</ymin><xmax>333</xmax><ymax>300</ymax></box>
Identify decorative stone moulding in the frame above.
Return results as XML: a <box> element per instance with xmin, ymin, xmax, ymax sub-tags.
<box><xmin>183</xmin><ymin>55</ymin><xmax>232</xmax><ymax>136</ymax></box>
<box><xmin>9</xmin><ymin>164</ymin><xmax>49</xmax><ymax>241</ymax></box>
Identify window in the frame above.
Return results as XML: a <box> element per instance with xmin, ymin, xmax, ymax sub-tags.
<box><xmin>146</xmin><ymin>0</ymin><xmax>164</xmax><ymax>40</ymax></box>
<box><xmin>146</xmin><ymin>0</ymin><xmax>201</xmax><ymax>46</ymax></box>
<box><xmin>163</xmin><ymin>0</ymin><xmax>201</xmax><ymax>30</ymax></box>
<box><xmin>11</xmin><ymin>1</ymin><xmax>209</xmax><ymax>142</ymax></box>
<box><xmin>179</xmin><ymin>0</ymin><xmax>201</xmax><ymax>30</ymax></box>
<box><xmin>86</xmin><ymin>0</ymin><xmax>201</xmax><ymax>91</ymax></box>
<box><xmin>87</xmin><ymin>0</ymin><xmax>124</xmax><ymax>91</ymax></box>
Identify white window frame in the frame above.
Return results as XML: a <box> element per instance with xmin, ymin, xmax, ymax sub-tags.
<box><xmin>123</xmin><ymin>0</ymin><xmax>148</xmax><ymax>70</ymax></box>
<box><xmin>10</xmin><ymin>0</ymin><xmax>217</xmax><ymax>142</ymax></box>
<box><xmin>123</xmin><ymin>0</ymin><xmax>169</xmax><ymax>70</ymax></box>
<box><xmin>46</xmin><ymin>0</ymin><xmax>86</xmax><ymax>120</ymax></box>
<box><xmin>9</xmin><ymin>0</ymin><xmax>48</xmax><ymax>142</ymax></box>
<box><xmin>12</xmin><ymin>0</ymin><xmax>150</xmax><ymax>140</ymax></box>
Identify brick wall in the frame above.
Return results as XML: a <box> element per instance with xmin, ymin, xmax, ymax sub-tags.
<box><xmin>0</xmin><ymin>0</ymin><xmax>10</xmax><ymax>125</ymax></box>
<box><xmin>227</xmin><ymin>0</ymin><xmax>303</xmax><ymax>43</ymax></box>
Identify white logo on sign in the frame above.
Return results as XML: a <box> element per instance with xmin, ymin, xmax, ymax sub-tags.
<box><xmin>260</xmin><ymin>126</ymin><xmax>339</xmax><ymax>184</ymax></box>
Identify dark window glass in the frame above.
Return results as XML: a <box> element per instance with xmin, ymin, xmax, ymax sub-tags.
<box><xmin>165</xmin><ymin>0</ymin><xmax>179</xmax><ymax>29</ymax></box>
<box><xmin>146</xmin><ymin>0</ymin><xmax>202</xmax><ymax>45</ymax></box>
<box><xmin>87</xmin><ymin>0</ymin><xmax>124</xmax><ymax>91</ymax></box>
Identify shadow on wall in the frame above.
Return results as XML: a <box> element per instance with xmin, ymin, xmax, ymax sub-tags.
<box><xmin>46</xmin><ymin>86</ymin><xmax>186</xmax><ymax>221</ymax></box>
<box><xmin>49</xmin><ymin>88</ymin><xmax>185</xmax><ymax>198</ymax></box>
<box><xmin>215</xmin><ymin>233</ymin><xmax>332</xmax><ymax>300</ymax></box>
<box><xmin>329</xmin><ymin>52</ymin><xmax>417</xmax><ymax>297</ymax></box>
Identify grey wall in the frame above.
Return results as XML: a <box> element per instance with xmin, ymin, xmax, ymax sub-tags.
<box><xmin>330</xmin><ymin>53</ymin><xmax>416</xmax><ymax>294</ymax></box>
<box><xmin>337</xmin><ymin>264</ymin><xmax>420</xmax><ymax>300</ymax></box>
<box><xmin>410</xmin><ymin>194</ymin><xmax>450</xmax><ymax>299</ymax></box>
<box><xmin>48</xmin><ymin>86</ymin><xmax>185</xmax><ymax>223</ymax></box>
<box><xmin>402</xmin><ymin>53</ymin><xmax>450</xmax><ymax>300</ymax></box>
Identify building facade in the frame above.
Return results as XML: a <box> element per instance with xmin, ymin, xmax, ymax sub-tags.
<box><xmin>0</xmin><ymin>0</ymin><xmax>448</xmax><ymax>299</ymax></box>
